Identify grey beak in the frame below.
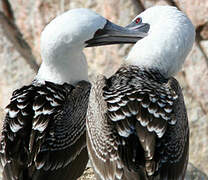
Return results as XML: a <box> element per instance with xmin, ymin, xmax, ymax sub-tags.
<box><xmin>86</xmin><ymin>20</ymin><xmax>149</xmax><ymax>47</ymax></box>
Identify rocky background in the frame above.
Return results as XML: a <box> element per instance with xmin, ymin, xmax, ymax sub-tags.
<box><xmin>0</xmin><ymin>0</ymin><xmax>207</xmax><ymax>179</ymax></box>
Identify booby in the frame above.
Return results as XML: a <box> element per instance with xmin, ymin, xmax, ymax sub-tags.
<box><xmin>87</xmin><ymin>6</ymin><xmax>195</xmax><ymax>180</ymax></box>
<box><xmin>0</xmin><ymin>8</ymin><xmax>149</xmax><ymax>180</ymax></box>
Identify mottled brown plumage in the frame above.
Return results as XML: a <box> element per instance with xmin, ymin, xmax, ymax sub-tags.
<box><xmin>0</xmin><ymin>80</ymin><xmax>91</xmax><ymax>180</ymax></box>
<box><xmin>87</xmin><ymin>65</ymin><xmax>189</xmax><ymax>180</ymax></box>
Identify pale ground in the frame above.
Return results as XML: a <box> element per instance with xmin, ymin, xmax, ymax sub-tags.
<box><xmin>78</xmin><ymin>168</ymin><xmax>96</xmax><ymax>180</ymax></box>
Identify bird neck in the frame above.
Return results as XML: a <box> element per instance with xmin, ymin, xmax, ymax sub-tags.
<box><xmin>36</xmin><ymin>49</ymin><xmax>88</xmax><ymax>85</ymax></box>
<box><xmin>125</xmin><ymin>36</ymin><xmax>182</xmax><ymax>78</ymax></box>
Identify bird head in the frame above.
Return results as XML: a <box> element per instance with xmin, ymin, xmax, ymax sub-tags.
<box><xmin>125</xmin><ymin>6</ymin><xmax>195</xmax><ymax>78</ymax></box>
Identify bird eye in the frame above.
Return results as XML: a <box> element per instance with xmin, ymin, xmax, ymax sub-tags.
<box><xmin>135</xmin><ymin>17</ymin><xmax>142</xmax><ymax>24</ymax></box>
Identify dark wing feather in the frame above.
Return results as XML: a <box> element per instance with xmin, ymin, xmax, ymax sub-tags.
<box><xmin>87</xmin><ymin>75</ymin><xmax>124</xmax><ymax>180</ymax></box>
<box><xmin>104</xmin><ymin>78</ymin><xmax>177</xmax><ymax>175</ymax></box>
<box><xmin>87</xmin><ymin>66</ymin><xmax>188</xmax><ymax>180</ymax></box>
<box><xmin>35</xmin><ymin>81</ymin><xmax>90</xmax><ymax>172</ymax></box>
<box><xmin>155</xmin><ymin>77</ymin><xmax>189</xmax><ymax>180</ymax></box>
<box><xmin>103</xmin><ymin>66</ymin><xmax>187</xmax><ymax>179</ymax></box>
<box><xmin>0</xmin><ymin>80</ymin><xmax>91</xmax><ymax>180</ymax></box>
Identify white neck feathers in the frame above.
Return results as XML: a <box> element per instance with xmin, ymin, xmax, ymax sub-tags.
<box><xmin>36</xmin><ymin>8</ymin><xmax>106</xmax><ymax>85</ymax></box>
<box><xmin>36</xmin><ymin>49</ymin><xmax>88</xmax><ymax>85</ymax></box>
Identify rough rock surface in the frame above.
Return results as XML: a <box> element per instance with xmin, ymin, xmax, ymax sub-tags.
<box><xmin>185</xmin><ymin>163</ymin><xmax>208</xmax><ymax>180</ymax></box>
<box><xmin>0</xmin><ymin>26</ymin><xmax>35</xmax><ymax>108</ymax></box>
<box><xmin>0</xmin><ymin>0</ymin><xmax>208</xmax><ymax>179</ymax></box>
<box><xmin>174</xmin><ymin>0</ymin><xmax>208</xmax><ymax>28</ymax></box>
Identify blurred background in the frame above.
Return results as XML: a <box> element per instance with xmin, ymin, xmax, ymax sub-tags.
<box><xmin>0</xmin><ymin>0</ymin><xmax>207</xmax><ymax>179</ymax></box>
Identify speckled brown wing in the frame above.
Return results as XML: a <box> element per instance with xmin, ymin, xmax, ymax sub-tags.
<box><xmin>87</xmin><ymin>75</ymin><xmax>124</xmax><ymax>180</ymax></box>
<box><xmin>0</xmin><ymin>80</ymin><xmax>91</xmax><ymax>180</ymax></box>
<box><xmin>103</xmin><ymin>66</ymin><xmax>178</xmax><ymax>176</ymax></box>
<box><xmin>87</xmin><ymin>66</ymin><xmax>189</xmax><ymax>180</ymax></box>
<box><xmin>155</xmin><ymin>77</ymin><xmax>189</xmax><ymax>180</ymax></box>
